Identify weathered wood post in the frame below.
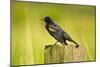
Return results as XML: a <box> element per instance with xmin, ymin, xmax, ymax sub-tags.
<box><xmin>44</xmin><ymin>44</ymin><xmax>87</xmax><ymax>64</ymax></box>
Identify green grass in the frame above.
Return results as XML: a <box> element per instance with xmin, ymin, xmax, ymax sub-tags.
<box><xmin>11</xmin><ymin>1</ymin><xmax>96</xmax><ymax>65</ymax></box>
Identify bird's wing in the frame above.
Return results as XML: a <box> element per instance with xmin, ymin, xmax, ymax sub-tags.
<box><xmin>63</xmin><ymin>32</ymin><xmax>72</xmax><ymax>41</ymax></box>
<box><xmin>50</xmin><ymin>22</ymin><xmax>63</xmax><ymax>31</ymax></box>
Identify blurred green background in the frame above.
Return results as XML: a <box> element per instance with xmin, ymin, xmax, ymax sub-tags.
<box><xmin>11</xmin><ymin>1</ymin><xmax>96</xmax><ymax>65</ymax></box>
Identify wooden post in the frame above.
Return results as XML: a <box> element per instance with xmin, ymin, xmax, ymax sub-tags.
<box><xmin>44</xmin><ymin>44</ymin><xmax>87</xmax><ymax>64</ymax></box>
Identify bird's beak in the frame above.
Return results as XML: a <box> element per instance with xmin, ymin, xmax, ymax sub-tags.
<box><xmin>41</xmin><ymin>19</ymin><xmax>44</xmax><ymax>21</ymax></box>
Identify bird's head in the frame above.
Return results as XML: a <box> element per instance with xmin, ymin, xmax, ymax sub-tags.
<box><xmin>42</xmin><ymin>16</ymin><xmax>52</xmax><ymax>24</ymax></box>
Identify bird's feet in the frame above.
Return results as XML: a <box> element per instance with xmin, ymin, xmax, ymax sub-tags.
<box><xmin>53</xmin><ymin>41</ymin><xmax>58</xmax><ymax>46</ymax></box>
<box><xmin>54</xmin><ymin>43</ymin><xmax>58</xmax><ymax>46</ymax></box>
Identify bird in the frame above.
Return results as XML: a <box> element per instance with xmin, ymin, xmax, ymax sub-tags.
<box><xmin>42</xmin><ymin>16</ymin><xmax>79</xmax><ymax>48</ymax></box>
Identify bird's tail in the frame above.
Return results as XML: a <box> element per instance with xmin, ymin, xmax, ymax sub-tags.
<box><xmin>71</xmin><ymin>40</ymin><xmax>79</xmax><ymax>48</ymax></box>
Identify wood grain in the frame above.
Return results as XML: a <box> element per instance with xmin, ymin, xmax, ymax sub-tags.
<box><xmin>44</xmin><ymin>44</ymin><xmax>87</xmax><ymax>64</ymax></box>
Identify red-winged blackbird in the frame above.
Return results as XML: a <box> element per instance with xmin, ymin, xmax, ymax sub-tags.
<box><xmin>43</xmin><ymin>16</ymin><xmax>79</xmax><ymax>48</ymax></box>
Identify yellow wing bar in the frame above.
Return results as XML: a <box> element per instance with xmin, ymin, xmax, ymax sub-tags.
<box><xmin>49</xmin><ymin>27</ymin><xmax>56</xmax><ymax>32</ymax></box>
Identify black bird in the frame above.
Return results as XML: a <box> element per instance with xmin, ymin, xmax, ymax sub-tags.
<box><xmin>43</xmin><ymin>16</ymin><xmax>79</xmax><ymax>48</ymax></box>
